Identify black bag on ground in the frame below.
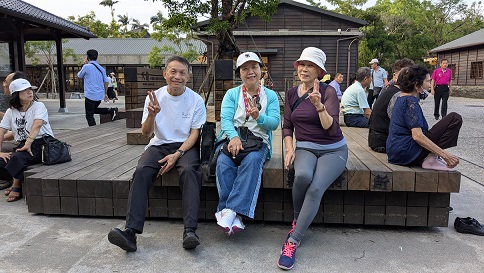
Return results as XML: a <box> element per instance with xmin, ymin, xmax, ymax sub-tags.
<box><xmin>41</xmin><ymin>135</ymin><xmax>72</xmax><ymax>165</ymax></box>
<box><xmin>222</xmin><ymin>127</ymin><xmax>263</xmax><ymax>166</ymax></box>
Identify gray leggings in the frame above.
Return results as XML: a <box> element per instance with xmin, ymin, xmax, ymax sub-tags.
<box><xmin>291</xmin><ymin>145</ymin><xmax>348</xmax><ymax>243</ymax></box>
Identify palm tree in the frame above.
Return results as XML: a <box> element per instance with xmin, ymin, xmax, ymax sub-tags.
<box><xmin>117</xmin><ymin>13</ymin><xmax>130</xmax><ymax>35</ymax></box>
<box><xmin>131</xmin><ymin>19</ymin><xmax>149</xmax><ymax>31</ymax></box>
<box><xmin>99</xmin><ymin>0</ymin><xmax>119</xmax><ymax>21</ymax></box>
<box><xmin>150</xmin><ymin>11</ymin><xmax>164</xmax><ymax>26</ymax></box>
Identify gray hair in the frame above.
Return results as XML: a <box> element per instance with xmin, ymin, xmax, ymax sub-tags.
<box><xmin>165</xmin><ymin>56</ymin><xmax>192</xmax><ymax>74</ymax></box>
<box><xmin>355</xmin><ymin>67</ymin><xmax>371</xmax><ymax>82</ymax></box>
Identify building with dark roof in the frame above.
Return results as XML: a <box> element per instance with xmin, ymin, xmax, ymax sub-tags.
<box><xmin>429</xmin><ymin>28</ymin><xmax>484</xmax><ymax>87</ymax></box>
<box><xmin>196</xmin><ymin>0</ymin><xmax>367</xmax><ymax>92</ymax></box>
<box><xmin>0</xmin><ymin>0</ymin><xmax>95</xmax><ymax>111</ymax></box>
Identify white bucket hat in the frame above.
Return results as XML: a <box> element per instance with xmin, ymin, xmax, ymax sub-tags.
<box><xmin>9</xmin><ymin>79</ymin><xmax>32</xmax><ymax>94</ymax></box>
<box><xmin>369</xmin><ymin>58</ymin><xmax>379</xmax><ymax>64</ymax></box>
<box><xmin>293</xmin><ymin>47</ymin><xmax>327</xmax><ymax>77</ymax></box>
<box><xmin>236</xmin><ymin>52</ymin><xmax>261</xmax><ymax>69</ymax></box>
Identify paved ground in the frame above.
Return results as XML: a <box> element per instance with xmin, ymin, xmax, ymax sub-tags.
<box><xmin>0</xmin><ymin>95</ymin><xmax>483</xmax><ymax>273</ymax></box>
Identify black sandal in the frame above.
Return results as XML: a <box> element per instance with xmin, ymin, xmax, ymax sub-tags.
<box><xmin>0</xmin><ymin>180</ymin><xmax>13</xmax><ymax>190</ymax></box>
<box><xmin>6</xmin><ymin>187</ymin><xmax>22</xmax><ymax>202</ymax></box>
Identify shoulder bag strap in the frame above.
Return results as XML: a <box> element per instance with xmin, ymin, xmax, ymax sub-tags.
<box><xmin>291</xmin><ymin>87</ymin><xmax>312</xmax><ymax>112</ymax></box>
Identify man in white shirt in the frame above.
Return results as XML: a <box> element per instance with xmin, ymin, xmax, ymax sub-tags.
<box><xmin>107</xmin><ymin>56</ymin><xmax>206</xmax><ymax>252</ymax></box>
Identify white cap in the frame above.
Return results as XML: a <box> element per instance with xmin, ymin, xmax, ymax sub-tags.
<box><xmin>236</xmin><ymin>52</ymin><xmax>261</xmax><ymax>69</ymax></box>
<box><xmin>9</xmin><ymin>79</ymin><xmax>32</xmax><ymax>94</ymax></box>
<box><xmin>293</xmin><ymin>47</ymin><xmax>327</xmax><ymax>77</ymax></box>
<box><xmin>369</xmin><ymin>58</ymin><xmax>379</xmax><ymax>64</ymax></box>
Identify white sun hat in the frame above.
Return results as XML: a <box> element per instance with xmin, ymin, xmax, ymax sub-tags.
<box><xmin>9</xmin><ymin>78</ymin><xmax>32</xmax><ymax>94</ymax></box>
<box><xmin>236</xmin><ymin>52</ymin><xmax>261</xmax><ymax>69</ymax></box>
<box><xmin>293</xmin><ymin>47</ymin><xmax>327</xmax><ymax>77</ymax></box>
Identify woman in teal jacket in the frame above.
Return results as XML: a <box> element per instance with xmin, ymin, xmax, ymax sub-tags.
<box><xmin>215</xmin><ymin>52</ymin><xmax>280</xmax><ymax>235</ymax></box>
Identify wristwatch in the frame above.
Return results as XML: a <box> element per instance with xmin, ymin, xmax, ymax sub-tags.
<box><xmin>177</xmin><ymin>149</ymin><xmax>185</xmax><ymax>157</ymax></box>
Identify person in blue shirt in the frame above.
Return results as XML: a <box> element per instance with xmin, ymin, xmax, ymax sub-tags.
<box><xmin>387</xmin><ymin>65</ymin><xmax>462</xmax><ymax>171</ymax></box>
<box><xmin>77</xmin><ymin>49</ymin><xmax>118</xmax><ymax>126</ymax></box>
<box><xmin>214</xmin><ymin>52</ymin><xmax>280</xmax><ymax>235</ymax></box>
<box><xmin>340</xmin><ymin>67</ymin><xmax>372</xmax><ymax>128</ymax></box>
<box><xmin>328</xmin><ymin>73</ymin><xmax>344</xmax><ymax>101</ymax></box>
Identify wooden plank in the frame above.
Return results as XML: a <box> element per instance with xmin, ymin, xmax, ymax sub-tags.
<box><xmin>407</xmin><ymin>192</ymin><xmax>429</xmax><ymax>207</ymax></box>
<box><xmin>385</xmin><ymin>206</ymin><xmax>406</xmax><ymax>226</ymax></box>
<box><xmin>344</xmin><ymin>191</ymin><xmax>364</xmax><ymax>205</ymax></box>
<box><xmin>60</xmin><ymin>197</ymin><xmax>78</xmax><ymax>215</ymax></box>
<box><xmin>343</xmin><ymin>130</ymin><xmax>393</xmax><ymax>191</ymax></box>
<box><xmin>27</xmin><ymin>195</ymin><xmax>44</xmax><ymax>213</ymax></box>
<box><xmin>406</xmin><ymin>207</ymin><xmax>428</xmax><ymax>226</ymax></box>
<box><xmin>343</xmin><ymin>127</ymin><xmax>416</xmax><ymax>191</ymax></box>
<box><xmin>127</xmin><ymin>128</ymin><xmax>152</xmax><ymax>145</ymax></box>
<box><xmin>263</xmin><ymin>124</ymin><xmax>284</xmax><ymax>188</ymax></box>
<box><xmin>323</xmin><ymin>204</ymin><xmax>344</xmax><ymax>223</ymax></box>
<box><xmin>364</xmin><ymin>205</ymin><xmax>385</xmax><ymax>225</ymax></box>
<box><xmin>428</xmin><ymin>193</ymin><xmax>451</xmax><ymax>207</ymax></box>
<box><xmin>346</xmin><ymin>150</ymin><xmax>370</xmax><ymax>190</ymax></box>
<box><xmin>96</xmin><ymin>198</ymin><xmax>114</xmax><ymax>216</ymax></box>
<box><xmin>412</xmin><ymin>167</ymin><xmax>439</xmax><ymax>192</ymax></box>
<box><xmin>113</xmin><ymin>198</ymin><xmax>128</xmax><ymax>217</ymax></box>
<box><xmin>438</xmin><ymin>171</ymin><xmax>461</xmax><ymax>193</ymax></box>
<box><xmin>344</xmin><ymin>204</ymin><xmax>364</xmax><ymax>224</ymax></box>
<box><xmin>263</xmin><ymin>202</ymin><xmax>284</xmax><ymax>222</ymax></box>
<box><xmin>428</xmin><ymin>207</ymin><xmax>449</xmax><ymax>227</ymax></box>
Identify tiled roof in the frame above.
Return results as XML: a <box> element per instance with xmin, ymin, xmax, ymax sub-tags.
<box><xmin>62</xmin><ymin>38</ymin><xmax>207</xmax><ymax>55</ymax></box>
<box><xmin>0</xmin><ymin>0</ymin><xmax>95</xmax><ymax>38</ymax></box>
<box><xmin>430</xmin><ymin>28</ymin><xmax>484</xmax><ymax>53</ymax></box>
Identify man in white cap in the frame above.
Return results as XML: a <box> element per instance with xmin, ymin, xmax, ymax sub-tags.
<box><xmin>368</xmin><ymin>58</ymin><xmax>388</xmax><ymax>108</ymax></box>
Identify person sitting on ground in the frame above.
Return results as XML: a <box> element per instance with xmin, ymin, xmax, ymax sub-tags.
<box><xmin>387</xmin><ymin>65</ymin><xmax>462</xmax><ymax>171</ymax></box>
<box><xmin>107</xmin><ymin>56</ymin><xmax>206</xmax><ymax>252</ymax></box>
<box><xmin>0</xmin><ymin>79</ymin><xmax>55</xmax><ymax>202</ymax></box>
<box><xmin>215</xmin><ymin>52</ymin><xmax>280</xmax><ymax>235</ymax></box>
<box><xmin>340</xmin><ymin>67</ymin><xmax>372</xmax><ymax>128</ymax></box>
<box><xmin>368</xmin><ymin>58</ymin><xmax>415</xmax><ymax>153</ymax></box>
<box><xmin>278</xmin><ymin>47</ymin><xmax>348</xmax><ymax>270</ymax></box>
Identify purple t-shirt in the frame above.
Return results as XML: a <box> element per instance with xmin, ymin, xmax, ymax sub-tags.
<box><xmin>283</xmin><ymin>82</ymin><xmax>344</xmax><ymax>145</ymax></box>
<box><xmin>431</xmin><ymin>68</ymin><xmax>452</xmax><ymax>85</ymax></box>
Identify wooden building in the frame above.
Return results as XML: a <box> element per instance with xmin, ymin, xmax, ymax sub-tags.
<box><xmin>195</xmin><ymin>0</ymin><xmax>367</xmax><ymax>93</ymax></box>
<box><xmin>429</xmin><ymin>28</ymin><xmax>484</xmax><ymax>86</ymax></box>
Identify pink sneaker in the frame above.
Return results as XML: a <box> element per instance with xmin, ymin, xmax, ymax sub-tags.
<box><xmin>422</xmin><ymin>155</ymin><xmax>456</xmax><ymax>171</ymax></box>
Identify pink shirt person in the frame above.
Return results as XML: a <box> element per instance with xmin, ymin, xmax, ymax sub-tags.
<box><xmin>431</xmin><ymin>67</ymin><xmax>452</xmax><ymax>85</ymax></box>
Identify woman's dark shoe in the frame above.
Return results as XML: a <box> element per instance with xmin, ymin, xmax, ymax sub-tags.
<box><xmin>6</xmin><ymin>187</ymin><xmax>22</xmax><ymax>202</ymax></box>
<box><xmin>108</xmin><ymin>228</ymin><xmax>137</xmax><ymax>252</ymax></box>
<box><xmin>0</xmin><ymin>180</ymin><xmax>13</xmax><ymax>190</ymax></box>
<box><xmin>454</xmin><ymin>217</ymin><xmax>484</xmax><ymax>236</ymax></box>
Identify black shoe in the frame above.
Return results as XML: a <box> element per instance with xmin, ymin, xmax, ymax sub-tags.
<box><xmin>110</xmin><ymin>107</ymin><xmax>118</xmax><ymax>121</ymax></box>
<box><xmin>454</xmin><ymin>217</ymin><xmax>484</xmax><ymax>236</ymax></box>
<box><xmin>182</xmin><ymin>229</ymin><xmax>200</xmax><ymax>249</ymax></box>
<box><xmin>0</xmin><ymin>180</ymin><xmax>13</xmax><ymax>190</ymax></box>
<box><xmin>108</xmin><ymin>228</ymin><xmax>137</xmax><ymax>252</ymax></box>
<box><xmin>435</xmin><ymin>116</ymin><xmax>439</xmax><ymax>120</ymax></box>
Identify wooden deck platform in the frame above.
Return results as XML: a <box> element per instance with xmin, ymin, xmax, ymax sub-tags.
<box><xmin>24</xmin><ymin>116</ymin><xmax>460</xmax><ymax>227</ymax></box>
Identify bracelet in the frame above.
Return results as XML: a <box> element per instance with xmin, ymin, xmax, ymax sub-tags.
<box><xmin>28</xmin><ymin>136</ymin><xmax>36</xmax><ymax>140</ymax></box>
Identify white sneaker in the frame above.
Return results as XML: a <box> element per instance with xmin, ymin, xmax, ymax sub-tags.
<box><xmin>215</xmin><ymin>208</ymin><xmax>236</xmax><ymax>235</ymax></box>
<box><xmin>231</xmin><ymin>215</ymin><xmax>245</xmax><ymax>234</ymax></box>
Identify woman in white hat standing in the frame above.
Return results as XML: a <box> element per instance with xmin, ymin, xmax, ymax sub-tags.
<box><xmin>278</xmin><ymin>47</ymin><xmax>348</xmax><ymax>270</ymax></box>
<box><xmin>0</xmin><ymin>79</ymin><xmax>54</xmax><ymax>202</ymax></box>
<box><xmin>214</xmin><ymin>52</ymin><xmax>280</xmax><ymax>235</ymax></box>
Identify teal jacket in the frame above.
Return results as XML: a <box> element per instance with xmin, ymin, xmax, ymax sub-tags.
<box><xmin>217</xmin><ymin>85</ymin><xmax>280</xmax><ymax>159</ymax></box>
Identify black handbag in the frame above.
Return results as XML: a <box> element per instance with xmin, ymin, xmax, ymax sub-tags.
<box><xmin>41</xmin><ymin>135</ymin><xmax>72</xmax><ymax>165</ymax></box>
<box><xmin>200</xmin><ymin>122</ymin><xmax>216</xmax><ymax>164</ymax></box>
<box><xmin>222</xmin><ymin>127</ymin><xmax>263</xmax><ymax>166</ymax></box>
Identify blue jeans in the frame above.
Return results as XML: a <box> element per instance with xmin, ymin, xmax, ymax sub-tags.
<box><xmin>344</xmin><ymin>114</ymin><xmax>370</xmax><ymax>128</ymax></box>
<box><xmin>215</xmin><ymin>143</ymin><xmax>268</xmax><ymax>218</ymax></box>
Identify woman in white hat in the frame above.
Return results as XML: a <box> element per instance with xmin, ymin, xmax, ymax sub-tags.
<box><xmin>0</xmin><ymin>79</ymin><xmax>54</xmax><ymax>202</ymax></box>
<box><xmin>278</xmin><ymin>47</ymin><xmax>348</xmax><ymax>270</ymax></box>
<box><xmin>214</xmin><ymin>52</ymin><xmax>280</xmax><ymax>235</ymax></box>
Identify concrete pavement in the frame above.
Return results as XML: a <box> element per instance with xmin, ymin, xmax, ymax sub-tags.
<box><xmin>0</xmin><ymin>95</ymin><xmax>483</xmax><ymax>273</ymax></box>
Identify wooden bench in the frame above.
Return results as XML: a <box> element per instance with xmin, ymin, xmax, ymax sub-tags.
<box><xmin>24</xmin><ymin>115</ymin><xmax>460</xmax><ymax>227</ymax></box>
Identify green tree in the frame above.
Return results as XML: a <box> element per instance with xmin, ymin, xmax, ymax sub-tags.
<box><xmin>24</xmin><ymin>41</ymin><xmax>82</xmax><ymax>97</ymax></box>
<box><xmin>99</xmin><ymin>0</ymin><xmax>119</xmax><ymax>21</ymax></box>
<box><xmin>67</xmin><ymin>11</ymin><xmax>111</xmax><ymax>38</ymax></box>
<box><xmin>147</xmin><ymin>0</ymin><xmax>280</xmax><ymax>59</ymax></box>
<box><xmin>148</xmin><ymin>46</ymin><xmax>164</xmax><ymax>68</ymax></box>
<box><xmin>117</xmin><ymin>13</ymin><xmax>131</xmax><ymax>37</ymax></box>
